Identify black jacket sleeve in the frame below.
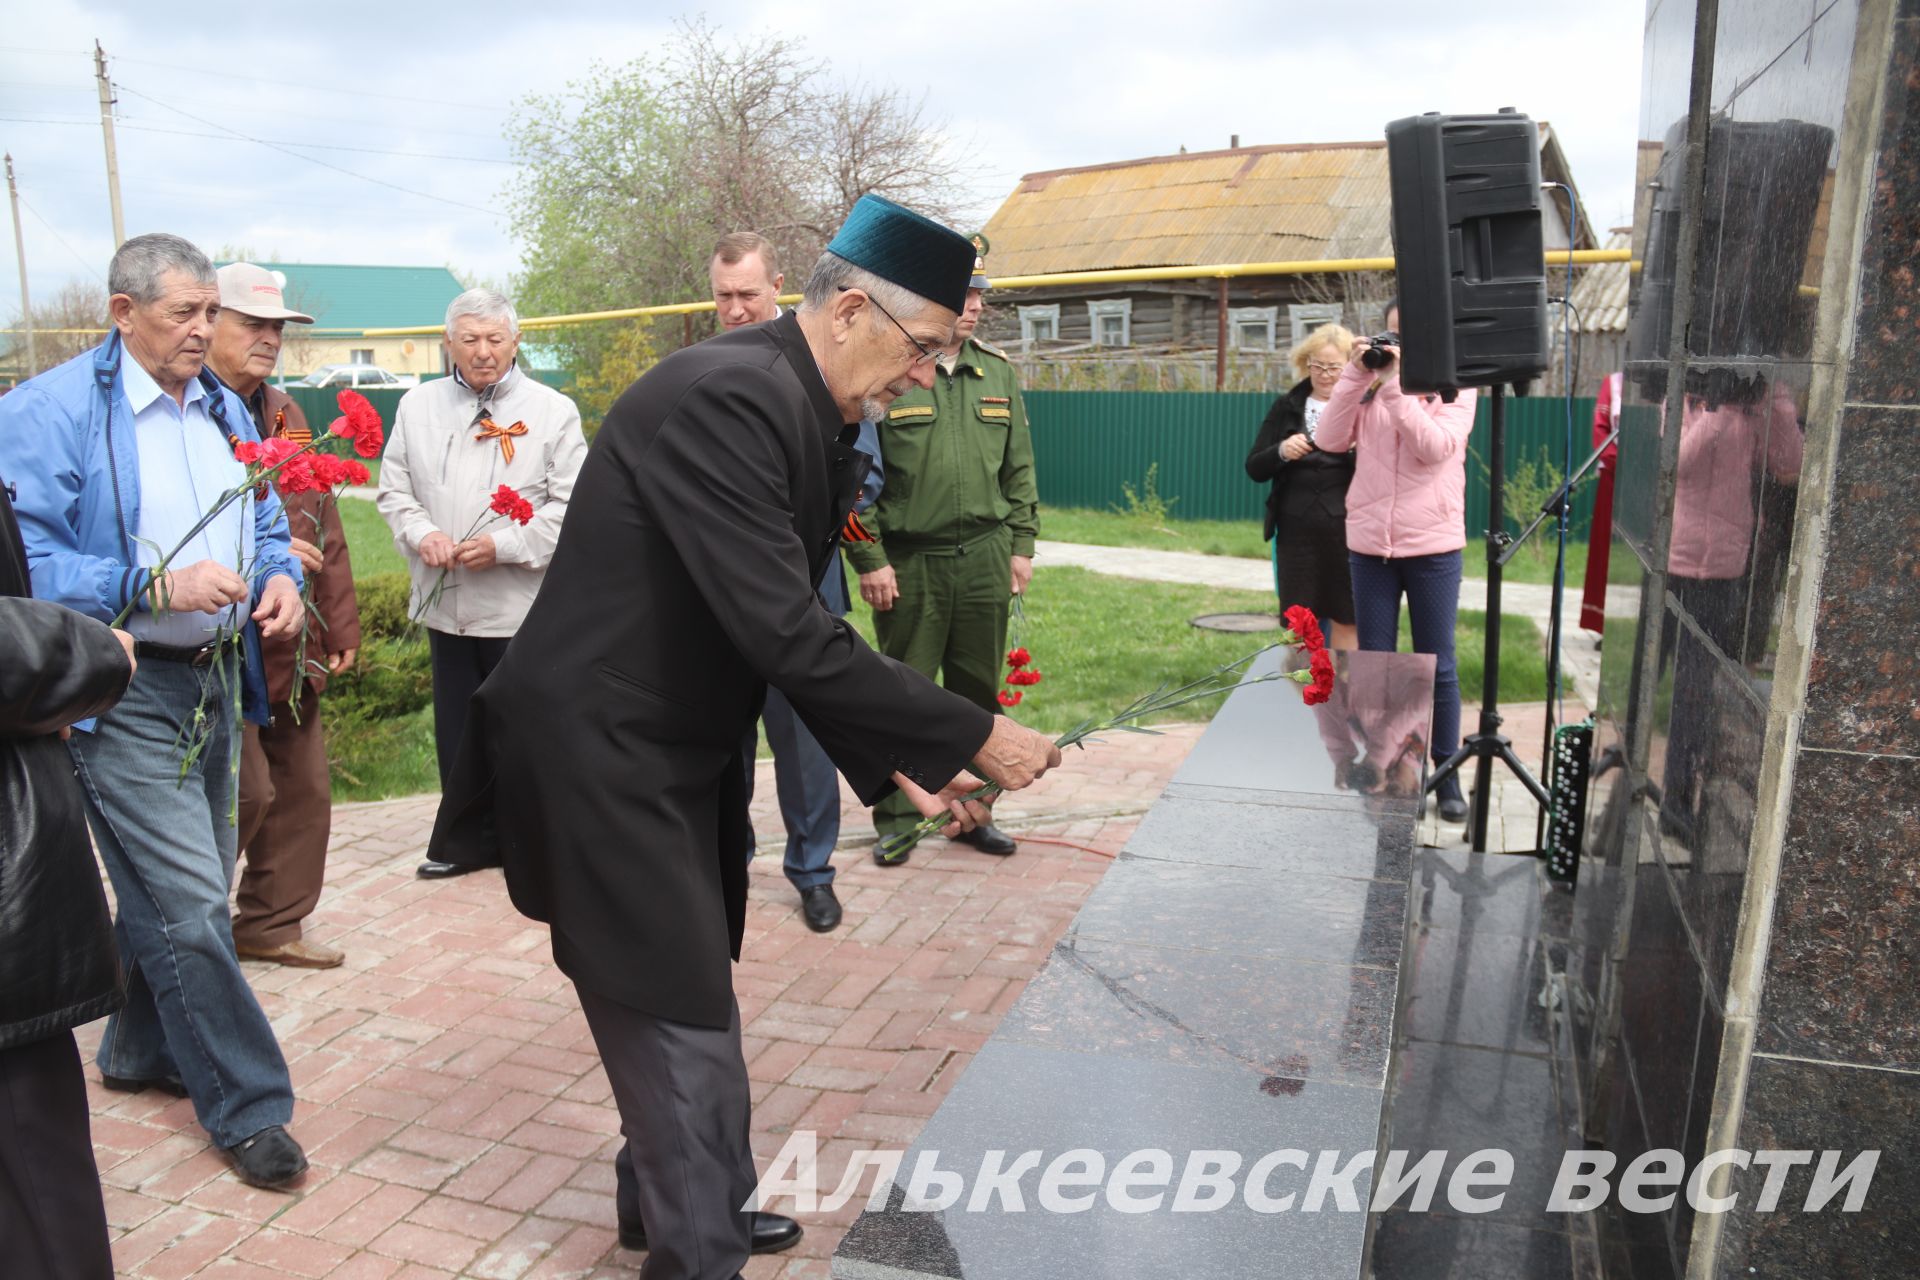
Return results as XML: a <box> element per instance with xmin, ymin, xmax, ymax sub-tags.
<box><xmin>0</xmin><ymin>596</ymin><xmax>132</xmax><ymax>738</ymax></box>
<box><xmin>1245</xmin><ymin>393</ymin><xmax>1298</xmax><ymax>484</ymax></box>
<box><xmin>633</xmin><ymin>367</ymin><xmax>994</xmax><ymax>802</ymax></box>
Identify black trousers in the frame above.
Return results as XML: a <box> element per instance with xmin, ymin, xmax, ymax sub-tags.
<box><xmin>0</xmin><ymin>1031</ymin><xmax>114</xmax><ymax>1279</ymax></box>
<box><xmin>577</xmin><ymin>985</ymin><xmax>754</xmax><ymax>1280</ymax></box>
<box><xmin>427</xmin><ymin>631</ymin><xmax>513</xmax><ymax>789</ymax></box>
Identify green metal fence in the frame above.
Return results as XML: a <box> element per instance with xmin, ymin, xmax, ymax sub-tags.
<box><xmin>1026</xmin><ymin>390</ymin><xmax>1599</xmax><ymax>538</ymax></box>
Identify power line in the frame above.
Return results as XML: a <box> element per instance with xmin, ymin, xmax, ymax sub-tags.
<box><xmin>110</xmin><ymin>54</ymin><xmax>510</xmax><ymax>114</ymax></box>
<box><xmin>13</xmin><ymin>189</ymin><xmax>106</xmax><ymax>283</ymax></box>
<box><xmin>112</xmin><ymin>83</ymin><xmax>503</xmax><ymax>216</ymax></box>
<box><xmin>0</xmin><ymin>115</ymin><xmax>515</xmax><ymax>164</ymax></box>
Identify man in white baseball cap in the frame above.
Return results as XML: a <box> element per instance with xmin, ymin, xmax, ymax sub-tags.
<box><xmin>209</xmin><ymin>262</ymin><xmax>361</xmax><ymax>972</ymax></box>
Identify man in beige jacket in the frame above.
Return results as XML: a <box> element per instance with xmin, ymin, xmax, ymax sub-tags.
<box><xmin>375</xmin><ymin>288</ymin><xmax>587</xmax><ymax>878</ymax></box>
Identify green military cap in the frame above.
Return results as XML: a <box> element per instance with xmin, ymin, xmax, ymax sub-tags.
<box><xmin>969</xmin><ymin>233</ymin><xmax>991</xmax><ymax>291</ymax></box>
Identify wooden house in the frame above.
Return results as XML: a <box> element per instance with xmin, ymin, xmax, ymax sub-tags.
<box><xmin>975</xmin><ymin>129</ymin><xmax>1595</xmax><ymax>389</ymax></box>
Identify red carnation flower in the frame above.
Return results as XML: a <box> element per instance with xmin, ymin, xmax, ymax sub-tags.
<box><xmin>1284</xmin><ymin>605</ymin><xmax>1325</xmax><ymax>652</ymax></box>
<box><xmin>1304</xmin><ymin>648</ymin><xmax>1336</xmax><ymax>705</ymax></box>
<box><xmin>274</xmin><ymin>454</ymin><xmax>317</xmax><ymax>496</ymax></box>
<box><xmin>490</xmin><ymin>484</ymin><xmax>524</xmax><ymax>517</ymax></box>
<box><xmin>996</xmin><ymin>689</ymin><xmax>1023</xmax><ymax>706</ymax></box>
<box><xmin>510</xmin><ymin>498</ymin><xmax>535</xmax><ymax>526</ymax></box>
<box><xmin>234</xmin><ymin>440</ymin><xmax>261</xmax><ymax>464</ymax></box>
<box><xmin>335</xmin><ymin>389</ymin><xmax>383</xmax><ymax>438</ymax></box>
<box><xmin>342</xmin><ymin>459</ymin><xmax>371</xmax><ymax>487</ymax></box>
<box><xmin>310</xmin><ymin>452</ymin><xmax>348</xmax><ymax>489</ymax></box>
<box><xmin>1006</xmin><ymin>647</ymin><xmax>1031</xmax><ymax>668</ymax></box>
<box><xmin>352</xmin><ymin>421</ymin><xmax>384</xmax><ymax>459</ymax></box>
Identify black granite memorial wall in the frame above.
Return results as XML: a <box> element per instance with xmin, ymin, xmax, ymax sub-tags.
<box><xmin>1562</xmin><ymin>0</ymin><xmax>1920</xmax><ymax>1275</ymax></box>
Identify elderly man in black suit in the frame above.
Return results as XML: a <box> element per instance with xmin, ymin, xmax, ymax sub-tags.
<box><xmin>428</xmin><ymin>196</ymin><xmax>1060</xmax><ymax>1279</ymax></box>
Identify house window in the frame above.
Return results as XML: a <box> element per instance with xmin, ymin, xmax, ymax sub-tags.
<box><xmin>1086</xmin><ymin>299</ymin><xmax>1132</xmax><ymax>347</ymax></box>
<box><xmin>1229</xmin><ymin>307</ymin><xmax>1280</xmax><ymax>352</ymax></box>
<box><xmin>1287</xmin><ymin>304</ymin><xmax>1347</xmax><ymax>349</ymax></box>
<box><xmin>1019</xmin><ymin>305</ymin><xmax>1061</xmax><ymax>346</ymax></box>
<box><xmin>349</xmin><ymin>349</ymin><xmax>374</xmax><ymax>365</ymax></box>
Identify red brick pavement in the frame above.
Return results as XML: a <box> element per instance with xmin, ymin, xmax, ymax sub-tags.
<box><xmin>79</xmin><ymin>724</ymin><xmax>1205</xmax><ymax>1278</ymax></box>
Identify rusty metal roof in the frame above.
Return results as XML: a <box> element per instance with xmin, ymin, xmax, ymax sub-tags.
<box><xmin>981</xmin><ymin>142</ymin><xmax>1395</xmax><ymax>276</ymax></box>
<box><xmin>982</xmin><ymin>128</ymin><xmax>1593</xmax><ymax>278</ymax></box>
<box><xmin>1568</xmin><ymin>230</ymin><xmax>1632</xmax><ymax>333</ymax></box>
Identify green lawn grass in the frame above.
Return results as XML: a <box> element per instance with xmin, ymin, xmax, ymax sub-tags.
<box><xmin>336</xmin><ymin>497</ymin><xmax>406</xmax><ymax>579</ymax></box>
<box><xmin>1037</xmin><ymin>504</ymin><xmax>1594</xmax><ymax>587</ymax></box>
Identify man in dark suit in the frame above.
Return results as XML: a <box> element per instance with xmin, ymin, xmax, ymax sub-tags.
<box><xmin>427</xmin><ymin>195</ymin><xmax>1060</xmax><ymax>1279</ymax></box>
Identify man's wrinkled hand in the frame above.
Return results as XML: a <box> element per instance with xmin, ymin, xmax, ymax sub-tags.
<box><xmin>971</xmin><ymin>715</ymin><xmax>1061</xmax><ymax>793</ymax></box>
<box><xmin>454</xmin><ymin>534</ymin><xmax>497</xmax><ymax>571</ymax></box>
<box><xmin>893</xmin><ymin>769</ymin><xmax>995</xmax><ymax>838</ymax></box>
<box><xmin>163</xmin><ymin>559</ymin><xmax>250</xmax><ymax>614</ymax></box>
<box><xmin>289</xmin><ymin>536</ymin><xmax>324</xmax><ymax>574</ymax></box>
<box><xmin>253</xmin><ymin>574</ymin><xmax>303</xmax><ymax>638</ymax></box>
<box><xmin>327</xmin><ymin>647</ymin><xmax>358</xmax><ymax>675</ymax></box>
<box><xmin>418</xmin><ymin>531</ymin><xmax>458</xmax><ymax>569</ymax></box>
<box><xmin>859</xmin><ymin>564</ymin><xmax>899</xmax><ymax>612</ymax></box>
<box><xmin>1010</xmin><ymin>554</ymin><xmax>1033</xmax><ymax>596</ymax></box>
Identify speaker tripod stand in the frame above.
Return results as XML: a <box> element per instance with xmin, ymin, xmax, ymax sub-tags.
<box><xmin>1426</xmin><ymin>386</ymin><xmax>1553</xmax><ymax>852</ymax></box>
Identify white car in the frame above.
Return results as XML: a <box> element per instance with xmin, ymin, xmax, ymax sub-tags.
<box><xmin>289</xmin><ymin>364</ymin><xmax>420</xmax><ymax>390</ymax></box>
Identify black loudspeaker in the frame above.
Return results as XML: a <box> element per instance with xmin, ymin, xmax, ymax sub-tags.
<box><xmin>1627</xmin><ymin>116</ymin><xmax>1833</xmax><ymax>402</ymax></box>
<box><xmin>1385</xmin><ymin>110</ymin><xmax>1552</xmax><ymax>393</ymax></box>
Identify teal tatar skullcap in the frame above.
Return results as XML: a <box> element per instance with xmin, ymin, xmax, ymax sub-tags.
<box><xmin>824</xmin><ymin>194</ymin><xmax>975</xmax><ymax>315</ymax></box>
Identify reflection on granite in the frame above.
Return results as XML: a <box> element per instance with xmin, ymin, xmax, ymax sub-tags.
<box><xmin>1001</xmin><ymin>937</ymin><xmax>1394</xmax><ymax>1088</ymax></box>
<box><xmin>1121</xmin><ymin>794</ymin><xmax>1415</xmax><ymax>881</ymax></box>
<box><xmin>1409</xmin><ymin>846</ymin><xmax>1561</xmax><ymax>941</ymax></box>
<box><xmin>1611</xmin><ymin>398</ymin><xmax>1666</xmax><ymax>564</ymax></box>
<box><xmin>1594</xmin><ymin>1056</ymin><xmax>1682</xmax><ymax>1280</ymax></box>
<box><xmin>1616</xmin><ymin>864</ymin><xmax>1713</xmax><ymax>1158</ymax></box>
<box><xmin>1379</xmin><ymin>1042</ymin><xmax>1572</xmax><ymax>1229</ymax></box>
<box><xmin>1402</xmin><ymin>924</ymin><xmax>1555</xmax><ymax>1056</ymax></box>
<box><xmin>1071</xmin><ymin>856</ymin><xmax>1407</xmax><ymax>971</ymax></box>
<box><xmin>834</xmin><ymin>1042</ymin><xmax>1381</xmax><ymax>1280</ymax></box>
<box><xmin>1717</xmin><ymin>1054</ymin><xmax>1920</xmax><ymax>1277</ymax></box>
<box><xmin>834</xmin><ymin>646</ymin><xmax>1436</xmax><ymax>1278</ymax></box>
<box><xmin>1593</xmin><ymin>530</ymin><xmax>1649</xmax><ymax>736</ymax></box>
<box><xmin>1758</xmin><ymin>751</ymin><xmax>1920</xmax><ymax>1069</ymax></box>
<box><xmin>1844</xmin><ymin>11</ymin><xmax>1920</xmax><ymax>403</ymax></box>
<box><xmin>1372</xmin><ymin>1212</ymin><xmax>1579</xmax><ymax>1280</ymax></box>
<box><xmin>1801</xmin><ymin>406</ymin><xmax>1920</xmax><ymax>758</ymax></box>
<box><xmin>1171</xmin><ymin>648</ymin><xmax>1434</xmax><ymax>807</ymax></box>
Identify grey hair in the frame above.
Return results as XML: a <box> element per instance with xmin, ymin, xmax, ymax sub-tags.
<box><xmin>445</xmin><ymin>288</ymin><xmax>520</xmax><ymax>335</ymax></box>
<box><xmin>108</xmin><ymin>233</ymin><xmax>215</xmax><ymax>302</ymax></box>
<box><xmin>799</xmin><ymin>252</ymin><xmax>943</xmax><ymax>324</ymax></box>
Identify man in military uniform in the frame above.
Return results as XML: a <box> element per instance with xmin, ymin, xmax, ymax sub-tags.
<box><xmin>849</xmin><ymin>236</ymin><xmax>1039</xmax><ymax>863</ymax></box>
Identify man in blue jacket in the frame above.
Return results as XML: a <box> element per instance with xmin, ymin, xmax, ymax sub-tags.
<box><xmin>0</xmin><ymin>233</ymin><xmax>311</xmax><ymax>1190</ymax></box>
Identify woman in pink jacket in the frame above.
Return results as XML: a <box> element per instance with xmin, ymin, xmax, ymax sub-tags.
<box><xmin>1315</xmin><ymin>302</ymin><xmax>1479</xmax><ymax>822</ymax></box>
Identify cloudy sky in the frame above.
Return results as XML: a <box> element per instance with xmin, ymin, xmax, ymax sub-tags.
<box><xmin>2</xmin><ymin>0</ymin><xmax>1645</xmax><ymax>318</ymax></box>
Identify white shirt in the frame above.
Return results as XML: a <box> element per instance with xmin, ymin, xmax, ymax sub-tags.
<box><xmin>123</xmin><ymin>356</ymin><xmax>253</xmax><ymax>645</ymax></box>
<box><xmin>1302</xmin><ymin>395</ymin><xmax>1327</xmax><ymax>442</ymax></box>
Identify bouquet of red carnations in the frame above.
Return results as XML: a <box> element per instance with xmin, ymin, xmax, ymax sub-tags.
<box><xmin>410</xmin><ymin>484</ymin><xmax>535</xmax><ymax>623</ymax></box>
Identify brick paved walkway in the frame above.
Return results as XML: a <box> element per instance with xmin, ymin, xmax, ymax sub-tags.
<box><xmin>81</xmin><ymin>725</ymin><xmax>1202</xmax><ymax>1279</ymax></box>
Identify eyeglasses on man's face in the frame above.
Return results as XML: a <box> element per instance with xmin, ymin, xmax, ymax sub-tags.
<box><xmin>839</xmin><ymin>286</ymin><xmax>940</xmax><ymax>365</ymax></box>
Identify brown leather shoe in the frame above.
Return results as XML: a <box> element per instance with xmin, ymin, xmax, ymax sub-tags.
<box><xmin>236</xmin><ymin>938</ymin><xmax>345</xmax><ymax>969</ymax></box>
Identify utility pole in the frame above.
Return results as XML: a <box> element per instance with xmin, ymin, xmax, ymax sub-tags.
<box><xmin>94</xmin><ymin>39</ymin><xmax>125</xmax><ymax>247</ymax></box>
<box><xmin>6</xmin><ymin>153</ymin><xmax>34</xmax><ymax>375</ymax></box>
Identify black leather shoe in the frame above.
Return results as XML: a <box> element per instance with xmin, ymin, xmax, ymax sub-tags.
<box><xmin>618</xmin><ymin>1210</ymin><xmax>802</xmax><ymax>1255</ymax></box>
<box><xmin>953</xmin><ymin>822</ymin><xmax>1016</xmax><ymax>856</ymax></box>
<box><xmin>223</xmin><ymin>1125</ymin><xmax>308</xmax><ymax>1190</ymax></box>
<box><xmin>800</xmin><ymin>884</ymin><xmax>842</xmax><ymax>932</ymax></box>
<box><xmin>1434</xmin><ymin>774</ymin><xmax>1469</xmax><ymax>824</ymax></box>
<box><xmin>101</xmin><ymin>1072</ymin><xmax>188</xmax><ymax>1097</ymax></box>
<box><xmin>416</xmin><ymin>858</ymin><xmax>483</xmax><ymax>879</ymax></box>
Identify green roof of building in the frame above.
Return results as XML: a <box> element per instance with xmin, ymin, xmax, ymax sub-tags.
<box><xmin>232</xmin><ymin>263</ymin><xmax>466</xmax><ymax>333</ymax></box>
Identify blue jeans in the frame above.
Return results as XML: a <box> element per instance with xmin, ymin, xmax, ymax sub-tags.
<box><xmin>68</xmin><ymin>655</ymin><xmax>294</xmax><ymax>1149</ymax></box>
<box><xmin>742</xmin><ymin>689</ymin><xmax>841</xmax><ymax>890</ymax></box>
<box><xmin>1349</xmin><ymin>549</ymin><xmax>1463</xmax><ymax>768</ymax></box>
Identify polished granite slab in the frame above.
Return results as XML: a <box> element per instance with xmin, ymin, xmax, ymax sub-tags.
<box><xmin>832</xmin><ymin>651</ymin><xmax>1435</xmax><ymax>1280</ymax></box>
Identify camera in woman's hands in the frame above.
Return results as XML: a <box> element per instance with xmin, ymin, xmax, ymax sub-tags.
<box><xmin>1359</xmin><ymin>333</ymin><xmax>1401</xmax><ymax>370</ymax></box>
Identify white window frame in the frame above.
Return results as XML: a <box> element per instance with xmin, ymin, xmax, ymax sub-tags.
<box><xmin>1087</xmin><ymin>298</ymin><xmax>1132</xmax><ymax>347</ymax></box>
<box><xmin>1019</xmin><ymin>304</ymin><xmax>1061</xmax><ymax>346</ymax></box>
<box><xmin>1229</xmin><ymin>306</ymin><xmax>1280</xmax><ymax>352</ymax></box>
<box><xmin>1287</xmin><ymin>304</ymin><xmax>1345</xmax><ymax>349</ymax></box>
<box><xmin>349</xmin><ymin>348</ymin><xmax>375</xmax><ymax>365</ymax></box>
